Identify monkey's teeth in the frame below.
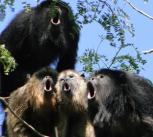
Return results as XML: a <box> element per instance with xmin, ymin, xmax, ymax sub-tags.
<box><xmin>44</xmin><ymin>87</ymin><xmax>52</xmax><ymax>92</ymax></box>
<box><xmin>87</xmin><ymin>92</ymin><xmax>95</xmax><ymax>99</ymax></box>
<box><xmin>87</xmin><ymin>82</ymin><xmax>95</xmax><ymax>99</ymax></box>
<box><xmin>87</xmin><ymin>92</ymin><xmax>92</xmax><ymax>99</ymax></box>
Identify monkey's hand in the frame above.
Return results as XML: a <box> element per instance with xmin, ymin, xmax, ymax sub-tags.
<box><xmin>93</xmin><ymin>106</ymin><xmax>111</xmax><ymax>128</ymax></box>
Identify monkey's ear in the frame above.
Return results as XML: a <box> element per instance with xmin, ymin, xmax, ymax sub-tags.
<box><xmin>80</xmin><ymin>73</ymin><xmax>85</xmax><ymax>78</ymax></box>
<box><xmin>26</xmin><ymin>74</ymin><xmax>31</xmax><ymax>80</ymax></box>
<box><xmin>119</xmin><ymin>71</ymin><xmax>127</xmax><ymax>84</ymax></box>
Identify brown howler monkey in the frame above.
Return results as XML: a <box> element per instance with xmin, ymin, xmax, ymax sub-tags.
<box><xmin>6</xmin><ymin>67</ymin><xmax>58</xmax><ymax>137</ymax></box>
<box><xmin>56</xmin><ymin>70</ymin><xmax>95</xmax><ymax>137</ymax></box>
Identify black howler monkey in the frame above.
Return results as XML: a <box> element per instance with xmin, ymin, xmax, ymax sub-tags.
<box><xmin>0</xmin><ymin>0</ymin><xmax>79</xmax><ymax>96</ymax></box>
<box><xmin>87</xmin><ymin>69</ymin><xmax>153</xmax><ymax>137</ymax></box>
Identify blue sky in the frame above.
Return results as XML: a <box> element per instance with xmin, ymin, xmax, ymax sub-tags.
<box><xmin>0</xmin><ymin>0</ymin><xmax>153</xmax><ymax>81</ymax></box>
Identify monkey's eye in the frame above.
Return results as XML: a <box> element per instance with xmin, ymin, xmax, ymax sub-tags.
<box><xmin>80</xmin><ymin>73</ymin><xmax>85</xmax><ymax>78</ymax></box>
<box><xmin>91</xmin><ymin>77</ymin><xmax>94</xmax><ymax>81</ymax></box>
<box><xmin>60</xmin><ymin>78</ymin><xmax>65</xmax><ymax>81</ymax></box>
<box><xmin>69</xmin><ymin>75</ymin><xmax>74</xmax><ymax>78</ymax></box>
<box><xmin>99</xmin><ymin>75</ymin><xmax>104</xmax><ymax>78</ymax></box>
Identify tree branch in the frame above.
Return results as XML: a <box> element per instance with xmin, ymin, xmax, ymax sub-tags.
<box><xmin>0</xmin><ymin>97</ymin><xmax>49</xmax><ymax>137</ymax></box>
<box><xmin>125</xmin><ymin>0</ymin><xmax>153</xmax><ymax>21</ymax></box>
<box><xmin>108</xmin><ymin>46</ymin><xmax>122</xmax><ymax>68</ymax></box>
<box><xmin>143</xmin><ymin>49</ymin><xmax>153</xmax><ymax>54</ymax></box>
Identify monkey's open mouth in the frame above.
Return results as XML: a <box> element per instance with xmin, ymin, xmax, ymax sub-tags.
<box><xmin>50</xmin><ymin>8</ymin><xmax>61</xmax><ymax>25</ymax></box>
<box><xmin>44</xmin><ymin>77</ymin><xmax>53</xmax><ymax>92</ymax></box>
<box><xmin>63</xmin><ymin>82</ymin><xmax>71</xmax><ymax>92</ymax></box>
<box><xmin>87</xmin><ymin>82</ymin><xmax>96</xmax><ymax>100</ymax></box>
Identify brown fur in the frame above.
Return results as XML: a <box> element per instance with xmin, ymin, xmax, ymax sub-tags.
<box><xmin>6</xmin><ymin>70</ymin><xmax>58</xmax><ymax>137</ymax></box>
<box><xmin>55</xmin><ymin>70</ymin><xmax>95</xmax><ymax>137</ymax></box>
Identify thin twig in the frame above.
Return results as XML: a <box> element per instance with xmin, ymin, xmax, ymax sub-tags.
<box><xmin>108</xmin><ymin>46</ymin><xmax>122</xmax><ymax>68</ymax></box>
<box><xmin>98</xmin><ymin>0</ymin><xmax>125</xmax><ymax>69</ymax></box>
<box><xmin>0</xmin><ymin>97</ymin><xmax>49</xmax><ymax>137</ymax></box>
<box><xmin>96</xmin><ymin>38</ymin><xmax>109</xmax><ymax>69</ymax></box>
<box><xmin>0</xmin><ymin>70</ymin><xmax>1</xmax><ymax>94</ymax></box>
<box><xmin>125</xmin><ymin>0</ymin><xmax>153</xmax><ymax>21</ymax></box>
<box><xmin>99</xmin><ymin>0</ymin><xmax>114</xmax><ymax>14</ymax></box>
<box><xmin>143</xmin><ymin>49</ymin><xmax>153</xmax><ymax>54</ymax></box>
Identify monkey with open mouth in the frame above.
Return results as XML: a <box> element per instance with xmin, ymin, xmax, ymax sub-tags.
<box><xmin>6</xmin><ymin>67</ymin><xmax>59</xmax><ymax>137</ymax></box>
<box><xmin>56</xmin><ymin>70</ymin><xmax>95</xmax><ymax>137</ymax></box>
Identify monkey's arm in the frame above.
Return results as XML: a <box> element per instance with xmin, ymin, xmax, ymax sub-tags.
<box><xmin>0</xmin><ymin>11</ymin><xmax>32</xmax><ymax>57</ymax></box>
<box><xmin>56</xmin><ymin>45</ymin><xmax>78</xmax><ymax>71</ymax></box>
<box><xmin>85</xmin><ymin>120</ymin><xmax>96</xmax><ymax>137</ymax></box>
<box><xmin>93</xmin><ymin>106</ymin><xmax>111</xmax><ymax>128</ymax></box>
<box><xmin>56</xmin><ymin>24</ymin><xmax>79</xmax><ymax>71</ymax></box>
<box><xmin>6</xmin><ymin>87</ymin><xmax>30</xmax><ymax>137</ymax></box>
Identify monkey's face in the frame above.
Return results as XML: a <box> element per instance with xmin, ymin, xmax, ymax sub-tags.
<box><xmin>38</xmin><ymin>1</ymin><xmax>79</xmax><ymax>48</ymax></box>
<box><xmin>27</xmin><ymin>68</ymin><xmax>58</xmax><ymax>110</ymax></box>
<box><xmin>87</xmin><ymin>73</ymin><xmax>114</xmax><ymax>104</ymax></box>
<box><xmin>33</xmin><ymin>67</ymin><xmax>57</xmax><ymax>96</ymax></box>
<box><xmin>56</xmin><ymin>70</ymin><xmax>88</xmax><ymax>112</ymax></box>
<box><xmin>87</xmin><ymin>69</ymin><xmax>127</xmax><ymax>105</ymax></box>
<box><xmin>28</xmin><ymin>75</ymin><xmax>56</xmax><ymax>103</ymax></box>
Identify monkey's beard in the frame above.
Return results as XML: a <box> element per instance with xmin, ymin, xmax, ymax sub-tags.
<box><xmin>61</xmin><ymin>81</ymin><xmax>88</xmax><ymax>113</ymax></box>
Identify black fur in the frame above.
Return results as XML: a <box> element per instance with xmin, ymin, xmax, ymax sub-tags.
<box><xmin>87</xmin><ymin>69</ymin><xmax>153</xmax><ymax>137</ymax></box>
<box><xmin>0</xmin><ymin>0</ymin><xmax>79</xmax><ymax>96</ymax></box>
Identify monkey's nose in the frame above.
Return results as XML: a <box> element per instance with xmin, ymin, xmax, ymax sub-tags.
<box><xmin>60</xmin><ymin>78</ymin><xmax>69</xmax><ymax>82</ymax></box>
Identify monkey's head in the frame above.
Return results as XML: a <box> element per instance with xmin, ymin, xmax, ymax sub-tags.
<box><xmin>56</xmin><ymin>70</ymin><xmax>88</xmax><ymax>113</ymax></box>
<box><xmin>23</xmin><ymin>67</ymin><xmax>58</xmax><ymax>110</ymax></box>
<box><xmin>87</xmin><ymin>69</ymin><xmax>128</xmax><ymax>105</ymax></box>
<box><xmin>36</xmin><ymin>0</ymin><xmax>80</xmax><ymax>49</ymax></box>
<box><xmin>34</xmin><ymin>67</ymin><xmax>57</xmax><ymax>90</ymax></box>
<box><xmin>87</xmin><ymin>69</ymin><xmax>141</xmax><ymax>120</ymax></box>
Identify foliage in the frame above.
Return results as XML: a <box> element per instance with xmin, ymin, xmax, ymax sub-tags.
<box><xmin>79</xmin><ymin>49</ymin><xmax>102</xmax><ymax>73</ymax></box>
<box><xmin>76</xmin><ymin>0</ymin><xmax>147</xmax><ymax>73</ymax></box>
<box><xmin>0</xmin><ymin>44</ymin><xmax>16</xmax><ymax>75</ymax></box>
<box><xmin>0</xmin><ymin>0</ymin><xmax>150</xmax><ymax>74</ymax></box>
<box><xmin>0</xmin><ymin>0</ymin><xmax>15</xmax><ymax>21</ymax></box>
<box><xmin>143</xmin><ymin>0</ymin><xmax>148</xmax><ymax>3</ymax></box>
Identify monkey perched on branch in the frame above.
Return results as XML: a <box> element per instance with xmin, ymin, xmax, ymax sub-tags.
<box><xmin>56</xmin><ymin>70</ymin><xmax>95</xmax><ymax>137</ymax></box>
<box><xmin>6</xmin><ymin>67</ymin><xmax>58</xmax><ymax>137</ymax></box>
